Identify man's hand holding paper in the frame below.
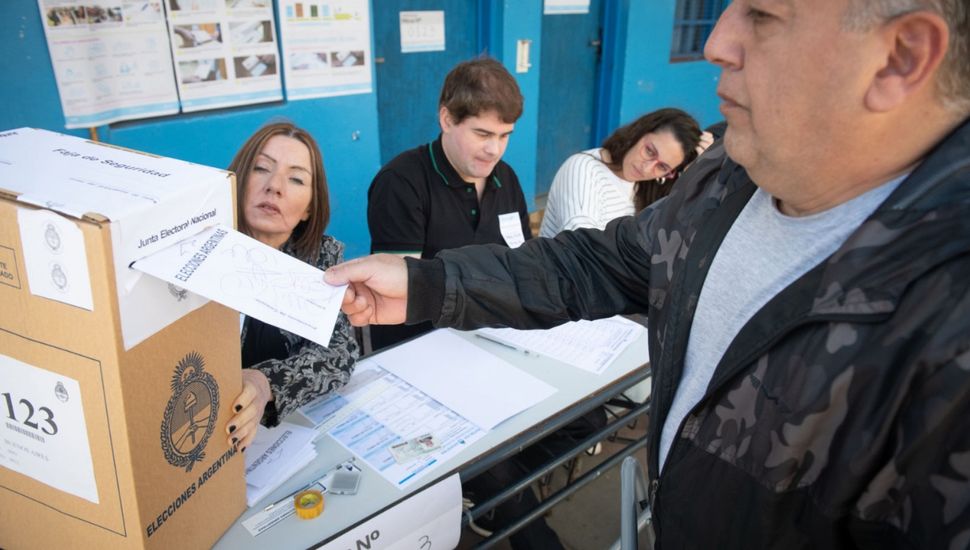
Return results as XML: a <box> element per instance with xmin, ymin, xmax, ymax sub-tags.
<box><xmin>323</xmin><ymin>253</ymin><xmax>409</xmax><ymax>327</ymax></box>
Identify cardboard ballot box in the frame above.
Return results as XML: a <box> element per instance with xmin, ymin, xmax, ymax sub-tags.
<box><xmin>0</xmin><ymin>128</ymin><xmax>245</xmax><ymax>549</ymax></box>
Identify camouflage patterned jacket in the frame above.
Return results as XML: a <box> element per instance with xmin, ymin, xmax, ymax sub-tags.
<box><xmin>409</xmin><ymin>118</ymin><xmax>970</xmax><ymax>548</ymax></box>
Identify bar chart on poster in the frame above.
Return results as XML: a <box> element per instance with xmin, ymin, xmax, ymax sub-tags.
<box><xmin>277</xmin><ymin>0</ymin><xmax>373</xmax><ymax>99</ymax></box>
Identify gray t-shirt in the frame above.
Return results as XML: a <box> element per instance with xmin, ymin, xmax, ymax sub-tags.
<box><xmin>659</xmin><ymin>176</ymin><xmax>906</xmax><ymax>470</ymax></box>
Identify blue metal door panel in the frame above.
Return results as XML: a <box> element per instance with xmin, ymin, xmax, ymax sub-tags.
<box><xmin>373</xmin><ymin>1</ymin><xmax>479</xmax><ymax>164</ymax></box>
<box><xmin>535</xmin><ymin>0</ymin><xmax>604</xmax><ymax>197</ymax></box>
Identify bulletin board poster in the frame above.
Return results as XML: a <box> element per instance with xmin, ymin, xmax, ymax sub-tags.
<box><xmin>37</xmin><ymin>1</ymin><xmax>180</xmax><ymax>129</ymax></box>
<box><xmin>544</xmin><ymin>0</ymin><xmax>590</xmax><ymax>14</ymax></box>
<box><xmin>166</xmin><ymin>0</ymin><xmax>283</xmax><ymax>113</ymax></box>
<box><xmin>278</xmin><ymin>0</ymin><xmax>373</xmax><ymax>100</ymax></box>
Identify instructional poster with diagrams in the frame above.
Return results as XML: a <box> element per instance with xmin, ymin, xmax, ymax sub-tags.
<box><xmin>37</xmin><ymin>0</ymin><xmax>179</xmax><ymax>128</ymax></box>
<box><xmin>166</xmin><ymin>0</ymin><xmax>282</xmax><ymax>112</ymax></box>
<box><xmin>278</xmin><ymin>0</ymin><xmax>372</xmax><ymax>99</ymax></box>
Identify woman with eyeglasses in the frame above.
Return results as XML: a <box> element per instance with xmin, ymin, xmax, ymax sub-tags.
<box><xmin>539</xmin><ymin>108</ymin><xmax>707</xmax><ymax>238</ymax></box>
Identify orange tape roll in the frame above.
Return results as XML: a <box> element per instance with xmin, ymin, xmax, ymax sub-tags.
<box><xmin>294</xmin><ymin>489</ymin><xmax>324</xmax><ymax>519</ymax></box>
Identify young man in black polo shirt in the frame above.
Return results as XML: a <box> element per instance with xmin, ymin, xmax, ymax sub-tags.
<box><xmin>367</xmin><ymin>57</ymin><xmax>532</xmax><ymax>352</ymax></box>
<box><xmin>367</xmin><ymin>58</ymin><xmax>570</xmax><ymax>549</ymax></box>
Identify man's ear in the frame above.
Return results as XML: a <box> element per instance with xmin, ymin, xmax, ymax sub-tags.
<box><xmin>865</xmin><ymin>11</ymin><xmax>949</xmax><ymax>112</ymax></box>
<box><xmin>438</xmin><ymin>106</ymin><xmax>454</xmax><ymax>133</ymax></box>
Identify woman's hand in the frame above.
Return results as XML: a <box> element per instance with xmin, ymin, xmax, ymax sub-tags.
<box><xmin>696</xmin><ymin>131</ymin><xmax>715</xmax><ymax>157</ymax></box>
<box><xmin>226</xmin><ymin>368</ymin><xmax>273</xmax><ymax>451</ymax></box>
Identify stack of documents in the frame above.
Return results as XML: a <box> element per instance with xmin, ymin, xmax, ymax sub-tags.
<box><xmin>477</xmin><ymin>316</ymin><xmax>647</xmax><ymax>374</ymax></box>
<box><xmin>299</xmin><ymin>360</ymin><xmax>488</xmax><ymax>489</ymax></box>
<box><xmin>296</xmin><ymin>328</ymin><xmax>561</xmax><ymax>491</ymax></box>
<box><xmin>243</xmin><ymin>421</ymin><xmax>317</xmax><ymax>507</ymax></box>
<box><xmin>376</xmin><ymin>330</ymin><xmax>557</xmax><ymax>430</ymax></box>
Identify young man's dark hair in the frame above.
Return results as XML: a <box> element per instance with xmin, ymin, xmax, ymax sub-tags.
<box><xmin>438</xmin><ymin>57</ymin><xmax>524</xmax><ymax>124</ymax></box>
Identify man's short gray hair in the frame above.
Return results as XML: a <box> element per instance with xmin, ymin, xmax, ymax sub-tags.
<box><xmin>844</xmin><ymin>0</ymin><xmax>970</xmax><ymax>115</ymax></box>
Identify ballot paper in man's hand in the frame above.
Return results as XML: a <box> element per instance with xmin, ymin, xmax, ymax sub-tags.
<box><xmin>132</xmin><ymin>224</ymin><xmax>347</xmax><ymax>347</ymax></box>
<box><xmin>389</xmin><ymin>433</ymin><xmax>440</xmax><ymax>464</ymax></box>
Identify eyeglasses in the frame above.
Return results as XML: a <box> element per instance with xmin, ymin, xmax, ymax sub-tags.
<box><xmin>641</xmin><ymin>141</ymin><xmax>676</xmax><ymax>179</ymax></box>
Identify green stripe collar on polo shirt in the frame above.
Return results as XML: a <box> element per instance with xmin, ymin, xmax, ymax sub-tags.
<box><xmin>428</xmin><ymin>139</ymin><xmax>502</xmax><ymax>189</ymax></box>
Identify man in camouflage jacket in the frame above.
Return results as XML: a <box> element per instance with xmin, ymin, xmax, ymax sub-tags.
<box><xmin>328</xmin><ymin>0</ymin><xmax>970</xmax><ymax>546</ymax></box>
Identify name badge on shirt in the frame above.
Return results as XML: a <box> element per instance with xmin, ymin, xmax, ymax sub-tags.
<box><xmin>498</xmin><ymin>212</ymin><xmax>526</xmax><ymax>248</ymax></box>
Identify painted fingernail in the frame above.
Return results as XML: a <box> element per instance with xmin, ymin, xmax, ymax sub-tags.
<box><xmin>231</xmin><ymin>436</ymin><xmax>238</xmax><ymax>445</ymax></box>
<box><xmin>234</xmin><ymin>404</ymin><xmax>242</xmax><ymax>412</ymax></box>
<box><xmin>228</xmin><ymin>425</ymin><xmax>236</xmax><ymax>434</ymax></box>
<box><xmin>241</xmin><ymin>447</ymin><xmax>247</xmax><ymax>453</ymax></box>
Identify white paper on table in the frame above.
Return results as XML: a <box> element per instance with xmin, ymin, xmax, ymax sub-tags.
<box><xmin>377</xmin><ymin>330</ymin><xmax>556</xmax><ymax>430</ymax></box>
<box><xmin>498</xmin><ymin>212</ymin><xmax>526</xmax><ymax>248</ymax></box>
<box><xmin>320</xmin><ymin>473</ymin><xmax>462</xmax><ymax>550</ymax></box>
<box><xmin>478</xmin><ymin>316</ymin><xmax>647</xmax><ymax>375</ymax></box>
<box><xmin>16</xmin><ymin>208</ymin><xmax>93</xmax><ymax>310</ymax></box>
<box><xmin>399</xmin><ymin>10</ymin><xmax>445</xmax><ymax>53</ymax></box>
<box><xmin>241</xmin><ymin>459</ymin><xmax>361</xmax><ymax>536</ymax></box>
<box><xmin>246</xmin><ymin>446</ymin><xmax>316</xmax><ymax>507</ymax></box>
<box><xmin>132</xmin><ymin>224</ymin><xmax>347</xmax><ymax>348</ymax></box>
<box><xmin>0</xmin><ymin>353</ymin><xmax>97</xmax><ymax>503</ymax></box>
<box><xmin>302</xmin><ymin>360</ymin><xmax>485</xmax><ymax>489</ymax></box>
<box><xmin>244</xmin><ymin>421</ymin><xmax>317</xmax><ymax>506</ymax></box>
<box><xmin>298</xmin><ymin>359</ymin><xmax>388</xmax><ymax>429</ymax></box>
<box><xmin>242</xmin><ymin>496</ymin><xmax>308</xmax><ymax>536</ymax></box>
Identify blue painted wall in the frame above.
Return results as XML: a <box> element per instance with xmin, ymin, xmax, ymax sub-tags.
<box><xmin>1</xmin><ymin>0</ymin><xmax>724</xmax><ymax>256</ymax></box>
<box><xmin>611</xmin><ymin>0</ymin><xmax>723</xmax><ymax>130</ymax></box>
<box><xmin>487</xmin><ymin>1</ymin><xmax>543</xmax><ymax>211</ymax></box>
<box><xmin>2</xmin><ymin>4</ymin><xmax>88</xmax><ymax>139</ymax></box>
